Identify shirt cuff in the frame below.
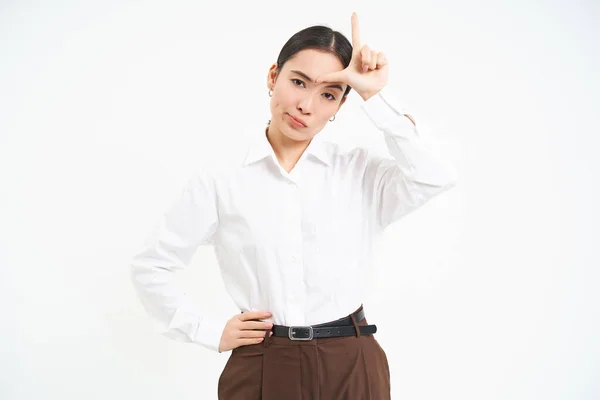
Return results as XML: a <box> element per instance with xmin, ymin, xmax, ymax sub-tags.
<box><xmin>195</xmin><ymin>314</ymin><xmax>230</xmax><ymax>353</ymax></box>
<box><xmin>360</xmin><ymin>86</ymin><xmax>417</xmax><ymax>134</ymax></box>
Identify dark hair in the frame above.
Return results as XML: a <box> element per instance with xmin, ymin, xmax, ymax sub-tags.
<box><xmin>275</xmin><ymin>25</ymin><xmax>353</xmax><ymax>98</ymax></box>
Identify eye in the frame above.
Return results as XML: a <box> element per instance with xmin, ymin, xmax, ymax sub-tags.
<box><xmin>291</xmin><ymin>78</ymin><xmax>305</xmax><ymax>87</ymax></box>
<box><xmin>323</xmin><ymin>93</ymin><xmax>336</xmax><ymax>101</ymax></box>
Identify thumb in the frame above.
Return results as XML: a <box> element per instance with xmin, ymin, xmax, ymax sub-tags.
<box><xmin>315</xmin><ymin>70</ymin><xmax>347</xmax><ymax>85</ymax></box>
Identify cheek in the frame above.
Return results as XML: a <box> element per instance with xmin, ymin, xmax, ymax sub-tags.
<box><xmin>319</xmin><ymin>104</ymin><xmax>337</xmax><ymax>119</ymax></box>
<box><xmin>274</xmin><ymin>90</ymin><xmax>296</xmax><ymax>110</ymax></box>
<box><xmin>276</xmin><ymin>83</ymin><xmax>302</xmax><ymax>106</ymax></box>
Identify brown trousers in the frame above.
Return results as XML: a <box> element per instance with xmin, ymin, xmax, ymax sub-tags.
<box><xmin>217</xmin><ymin>305</ymin><xmax>391</xmax><ymax>400</ymax></box>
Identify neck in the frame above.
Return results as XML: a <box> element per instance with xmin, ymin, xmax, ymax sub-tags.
<box><xmin>265</xmin><ymin>124</ymin><xmax>311</xmax><ymax>169</ymax></box>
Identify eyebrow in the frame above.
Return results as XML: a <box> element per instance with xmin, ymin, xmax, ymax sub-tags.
<box><xmin>290</xmin><ymin>70</ymin><xmax>344</xmax><ymax>92</ymax></box>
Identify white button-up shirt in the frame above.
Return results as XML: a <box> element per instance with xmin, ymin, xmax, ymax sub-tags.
<box><xmin>130</xmin><ymin>87</ymin><xmax>459</xmax><ymax>353</ymax></box>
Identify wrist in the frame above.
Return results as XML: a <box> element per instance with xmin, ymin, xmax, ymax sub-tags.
<box><xmin>359</xmin><ymin>90</ymin><xmax>379</xmax><ymax>102</ymax></box>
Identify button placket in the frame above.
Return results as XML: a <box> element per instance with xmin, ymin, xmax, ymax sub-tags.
<box><xmin>285</xmin><ymin>181</ymin><xmax>305</xmax><ymax>319</ymax></box>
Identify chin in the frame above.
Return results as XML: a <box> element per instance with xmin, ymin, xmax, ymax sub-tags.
<box><xmin>284</xmin><ymin>126</ymin><xmax>313</xmax><ymax>141</ymax></box>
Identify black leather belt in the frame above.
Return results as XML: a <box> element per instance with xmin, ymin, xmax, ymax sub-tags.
<box><xmin>271</xmin><ymin>308</ymin><xmax>377</xmax><ymax>340</ymax></box>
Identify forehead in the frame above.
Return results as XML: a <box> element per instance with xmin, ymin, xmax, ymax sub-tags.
<box><xmin>281</xmin><ymin>49</ymin><xmax>344</xmax><ymax>75</ymax></box>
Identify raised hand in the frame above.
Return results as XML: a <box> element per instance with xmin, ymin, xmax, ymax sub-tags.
<box><xmin>315</xmin><ymin>12</ymin><xmax>389</xmax><ymax>101</ymax></box>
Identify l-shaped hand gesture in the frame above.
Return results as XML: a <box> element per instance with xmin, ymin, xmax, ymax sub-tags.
<box><xmin>315</xmin><ymin>12</ymin><xmax>389</xmax><ymax>101</ymax></box>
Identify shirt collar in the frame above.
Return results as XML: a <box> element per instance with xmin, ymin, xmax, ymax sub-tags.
<box><xmin>242</xmin><ymin>125</ymin><xmax>331</xmax><ymax>167</ymax></box>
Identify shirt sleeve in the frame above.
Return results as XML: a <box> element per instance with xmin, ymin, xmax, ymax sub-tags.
<box><xmin>129</xmin><ymin>169</ymin><xmax>229</xmax><ymax>353</ymax></box>
<box><xmin>360</xmin><ymin>86</ymin><xmax>459</xmax><ymax>232</ymax></box>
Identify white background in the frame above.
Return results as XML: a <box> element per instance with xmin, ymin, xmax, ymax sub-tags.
<box><xmin>1</xmin><ymin>0</ymin><xmax>598</xmax><ymax>399</ymax></box>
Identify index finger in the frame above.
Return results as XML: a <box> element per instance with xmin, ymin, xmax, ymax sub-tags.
<box><xmin>351</xmin><ymin>12</ymin><xmax>361</xmax><ymax>51</ymax></box>
<box><xmin>238</xmin><ymin>310</ymin><xmax>271</xmax><ymax>321</ymax></box>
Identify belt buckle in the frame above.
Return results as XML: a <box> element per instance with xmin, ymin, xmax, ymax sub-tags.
<box><xmin>288</xmin><ymin>325</ymin><xmax>313</xmax><ymax>340</ymax></box>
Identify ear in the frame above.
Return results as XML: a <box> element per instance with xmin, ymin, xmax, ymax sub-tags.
<box><xmin>266</xmin><ymin>63</ymin><xmax>279</xmax><ymax>89</ymax></box>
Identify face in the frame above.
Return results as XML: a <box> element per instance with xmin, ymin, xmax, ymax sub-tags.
<box><xmin>266</xmin><ymin>49</ymin><xmax>348</xmax><ymax>142</ymax></box>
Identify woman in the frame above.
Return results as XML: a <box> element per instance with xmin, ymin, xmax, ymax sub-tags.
<box><xmin>130</xmin><ymin>12</ymin><xmax>458</xmax><ymax>399</ymax></box>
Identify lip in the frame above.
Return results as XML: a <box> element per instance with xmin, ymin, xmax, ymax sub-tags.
<box><xmin>287</xmin><ymin>113</ymin><xmax>307</xmax><ymax>127</ymax></box>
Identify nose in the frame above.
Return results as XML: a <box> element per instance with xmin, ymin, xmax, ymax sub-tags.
<box><xmin>297</xmin><ymin>92</ymin><xmax>315</xmax><ymax>115</ymax></box>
